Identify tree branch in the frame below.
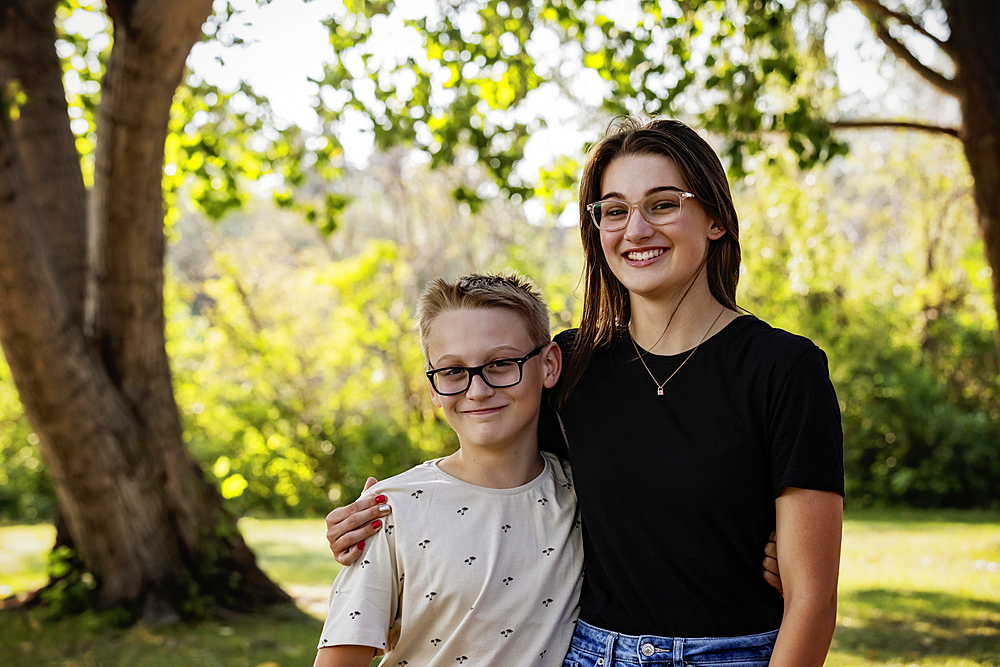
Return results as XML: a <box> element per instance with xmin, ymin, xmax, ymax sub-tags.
<box><xmin>0</xmin><ymin>0</ymin><xmax>88</xmax><ymax>329</ymax></box>
<box><xmin>0</xmin><ymin>106</ymin><xmax>66</xmax><ymax>340</ymax></box>
<box><xmin>87</xmin><ymin>0</ymin><xmax>241</xmax><ymax>563</ymax></box>
<box><xmin>831</xmin><ymin>119</ymin><xmax>961</xmax><ymax>139</ymax></box>
<box><xmin>871</xmin><ymin>20</ymin><xmax>958</xmax><ymax>97</ymax></box>
<box><xmin>87</xmin><ymin>0</ymin><xmax>215</xmax><ymax>387</ymax></box>
<box><xmin>850</xmin><ymin>0</ymin><xmax>955</xmax><ymax>57</ymax></box>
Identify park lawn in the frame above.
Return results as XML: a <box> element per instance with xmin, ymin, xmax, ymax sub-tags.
<box><xmin>0</xmin><ymin>519</ymin><xmax>338</xmax><ymax>667</ymax></box>
<box><xmin>1</xmin><ymin>509</ymin><xmax>998</xmax><ymax>667</ymax></box>
<box><xmin>827</xmin><ymin>509</ymin><xmax>1000</xmax><ymax>667</ymax></box>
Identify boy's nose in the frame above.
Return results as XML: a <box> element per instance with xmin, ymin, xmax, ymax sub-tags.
<box><xmin>465</xmin><ymin>373</ymin><xmax>495</xmax><ymax>399</ymax></box>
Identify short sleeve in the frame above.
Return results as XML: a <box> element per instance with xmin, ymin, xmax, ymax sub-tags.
<box><xmin>768</xmin><ymin>346</ymin><xmax>845</xmax><ymax>498</ymax></box>
<box><xmin>317</xmin><ymin>513</ymin><xmax>399</xmax><ymax>653</ymax></box>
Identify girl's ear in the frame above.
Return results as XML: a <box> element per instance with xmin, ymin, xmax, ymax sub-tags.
<box><xmin>708</xmin><ymin>221</ymin><xmax>726</xmax><ymax>241</ymax></box>
<box><xmin>543</xmin><ymin>341</ymin><xmax>563</xmax><ymax>389</ymax></box>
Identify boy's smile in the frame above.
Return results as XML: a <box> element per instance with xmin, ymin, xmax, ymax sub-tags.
<box><xmin>426</xmin><ymin>308</ymin><xmax>560</xmax><ymax>458</ymax></box>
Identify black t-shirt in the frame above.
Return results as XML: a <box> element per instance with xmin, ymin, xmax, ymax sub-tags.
<box><xmin>539</xmin><ymin>315</ymin><xmax>844</xmax><ymax>638</ymax></box>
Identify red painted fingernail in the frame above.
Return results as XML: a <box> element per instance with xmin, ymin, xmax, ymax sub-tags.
<box><xmin>356</xmin><ymin>541</ymin><xmax>365</xmax><ymax>550</ymax></box>
<box><xmin>375</xmin><ymin>495</ymin><xmax>387</xmax><ymax>503</ymax></box>
<box><xmin>371</xmin><ymin>520</ymin><xmax>382</xmax><ymax>530</ymax></box>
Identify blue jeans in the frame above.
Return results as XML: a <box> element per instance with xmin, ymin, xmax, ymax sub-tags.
<box><xmin>562</xmin><ymin>619</ymin><xmax>779</xmax><ymax>667</ymax></box>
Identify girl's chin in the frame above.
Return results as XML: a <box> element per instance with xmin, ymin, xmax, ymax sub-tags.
<box><xmin>617</xmin><ymin>275</ymin><xmax>700</xmax><ymax>300</ymax></box>
<box><xmin>612</xmin><ymin>262</ymin><xmax>707</xmax><ymax>292</ymax></box>
<box><xmin>613</xmin><ymin>266</ymin><xmax>670</xmax><ymax>287</ymax></box>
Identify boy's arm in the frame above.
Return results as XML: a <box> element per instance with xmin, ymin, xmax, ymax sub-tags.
<box><xmin>313</xmin><ymin>645</ymin><xmax>377</xmax><ymax>667</ymax></box>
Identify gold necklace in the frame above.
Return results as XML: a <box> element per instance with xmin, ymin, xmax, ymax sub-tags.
<box><xmin>630</xmin><ymin>306</ymin><xmax>725</xmax><ymax>396</ymax></box>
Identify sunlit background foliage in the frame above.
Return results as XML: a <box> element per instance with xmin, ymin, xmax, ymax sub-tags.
<box><xmin>1</xmin><ymin>0</ymin><xmax>997</xmax><ymax>522</ymax></box>
<box><xmin>3</xmin><ymin>126</ymin><xmax>996</xmax><ymax>520</ymax></box>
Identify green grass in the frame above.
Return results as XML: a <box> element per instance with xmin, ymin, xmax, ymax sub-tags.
<box><xmin>0</xmin><ymin>519</ymin><xmax>337</xmax><ymax>667</ymax></box>
<box><xmin>0</xmin><ymin>602</ymin><xmax>319</xmax><ymax>667</ymax></box>
<box><xmin>828</xmin><ymin>509</ymin><xmax>1000</xmax><ymax>667</ymax></box>
<box><xmin>0</xmin><ymin>524</ymin><xmax>56</xmax><ymax>597</ymax></box>
<box><xmin>1</xmin><ymin>510</ymin><xmax>998</xmax><ymax>666</ymax></box>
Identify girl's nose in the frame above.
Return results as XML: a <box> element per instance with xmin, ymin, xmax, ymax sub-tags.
<box><xmin>623</xmin><ymin>207</ymin><xmax>654</xmax><ymax>242</ymax></box>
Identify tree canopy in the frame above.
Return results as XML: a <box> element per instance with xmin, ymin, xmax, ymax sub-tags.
<box><xmin>310</xmin><ymin>0</ymin><xmax>997</xmax><ymax>347</ymax></box>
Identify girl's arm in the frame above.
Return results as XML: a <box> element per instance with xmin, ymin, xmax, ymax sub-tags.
<box><xmin>313</xmin><ymin>645</ymin><xmax>377</xmax><ymax>667</ymax></box>
<box><xmin>768</xmin><ymin>487</ymin><xmax>843</xmax><ymax>667</ymax></box>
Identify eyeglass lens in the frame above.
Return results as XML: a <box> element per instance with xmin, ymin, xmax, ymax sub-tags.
<box><xmin>431</xmin><ymin>360</ymin><xmax>523</xmax><ymax>395</ymax></box>
<box><xmin>428</xmin><ymin>345</ymin><xmax>544</xmax><ymax>396</ymax></box>
<box><xmin>589</xmin><ymin>191</ymin><xmax>687</xmax><ymax>230</ymax></box>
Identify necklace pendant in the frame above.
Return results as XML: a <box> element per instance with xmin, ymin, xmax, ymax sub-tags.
<box><xmin>657</xmin><ymin>387</ymin><xmax>664</xmax><ymax>396</ymax></box>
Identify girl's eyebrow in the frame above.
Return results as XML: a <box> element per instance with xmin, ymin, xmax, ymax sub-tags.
<box><xmin>599</xmin><ymin>185</ymin><xmax>684</xmax><ymax>200</ymax></box>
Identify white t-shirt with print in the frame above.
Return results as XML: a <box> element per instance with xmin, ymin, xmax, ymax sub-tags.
<box><xmin>318</xmin><ymin>451</ymin><xmax>582</xmax><ymax>667</ymax></box>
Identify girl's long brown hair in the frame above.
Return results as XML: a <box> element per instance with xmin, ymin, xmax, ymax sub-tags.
<box><xmin>554</xmin><ymin>117</ymin><xmax>743</xmax><ymax>408</ymax></box>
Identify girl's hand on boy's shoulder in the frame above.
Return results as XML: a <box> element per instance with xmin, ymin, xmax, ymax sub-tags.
<box><xmin>326</xmin><ymin>477</ymin><xmax>391</xmax><ymax>566</ymax></box>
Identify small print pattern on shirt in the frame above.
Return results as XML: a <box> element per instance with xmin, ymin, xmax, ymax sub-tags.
<box><xmin>317</xmin><ymin>452</ymin><xmax>582</xmax><ymax>667</ymax></box>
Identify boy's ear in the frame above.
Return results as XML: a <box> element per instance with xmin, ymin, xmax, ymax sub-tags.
<box><xmin>430</xmin><ymin>381</ymin><xmax>442</xmax><ymax>408</ymax></box>
<box><xmin>542</xmin><ymin>341</ymin><xmax>562</xmax><ymax>389</ymax></box>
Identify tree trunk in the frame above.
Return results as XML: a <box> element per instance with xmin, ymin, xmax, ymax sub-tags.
<box><xmin>947</xmin><ymin>0</ymin><xmax>1000</xmax><ymax>352</ymax></box>
<box><xmin>1</xmin><ymin>0</ymin><xmax>92</xmax><ymax>594</ymax></box>
<box><xmin>0</xmin><ymin>0</ymin><xmax>289</xmax><ymax>621</ymax></box>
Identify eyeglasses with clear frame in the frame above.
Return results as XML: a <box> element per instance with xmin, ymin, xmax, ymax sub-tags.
<box><xmin>425</xmin><ymin>344</ymin><xmax>546</xmax><ymax>396</ymax></box>
<box><xmin>586</xmin><ymin>191</ymin><xmax>697</xmax><ymax>231</ymax></box>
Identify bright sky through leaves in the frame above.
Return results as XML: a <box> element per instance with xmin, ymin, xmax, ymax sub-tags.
<box><xmin>182</xmin><ymin>0</ymin><xmax>958</xmax><ymax>207</ymax></box>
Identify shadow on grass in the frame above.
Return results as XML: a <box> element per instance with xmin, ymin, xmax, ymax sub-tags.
<box><xmin>0</xmin><ymin>602</ymin><xmax>323</xmax><ymax>667</ymax></box>
<box><xmin>844</xmin><ymin>507</ymin><xmax>1000</xmax><ymax>526</ymax></box>
<box><xmin>834</xmin><ymin>588</ymin><xmax>1000</xmax><ymax>664</ymax></box>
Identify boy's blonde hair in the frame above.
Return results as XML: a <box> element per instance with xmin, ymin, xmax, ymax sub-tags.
<box><xmin>417</xmin><ymin>272</ymin><xmax>551</xmax><ymax>360</ymax></box>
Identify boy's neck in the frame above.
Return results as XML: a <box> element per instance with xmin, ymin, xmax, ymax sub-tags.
<box><xmin>438</xmin><ymin>441</ymin><xmax>545</xmax><ymax>489</ymax></box>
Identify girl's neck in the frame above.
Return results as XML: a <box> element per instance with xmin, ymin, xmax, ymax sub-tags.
<box><xmin>628</xmin><ymin>283</ymin><xmax>735</xmax><ymax>355</ymax></box>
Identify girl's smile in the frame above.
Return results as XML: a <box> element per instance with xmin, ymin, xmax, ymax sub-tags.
<box><xmin>623</xmin><ymin>246</ymin><xmax>669</xmax><ymax>264</ymax></box>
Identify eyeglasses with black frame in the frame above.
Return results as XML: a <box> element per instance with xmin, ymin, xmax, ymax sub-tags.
<box><xmin>425</xmin><ymin>344</ymin><xmax>547</xmax><ymax>396</ymax></box>
<box><xmin>586</xmin><ymin>191</ymin><xmax>697</xmax><ymax>231</ymax></box>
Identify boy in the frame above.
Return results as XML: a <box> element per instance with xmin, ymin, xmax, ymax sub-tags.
<box><xmin>314</xmin><ymin>272</ymin><xmax>581</xmax><ymax>667</ymax></box>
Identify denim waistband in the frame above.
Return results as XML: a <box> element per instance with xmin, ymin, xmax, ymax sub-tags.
<box><xmin>569</xmin><ymin>619</ymin><xmax>779</xmax><ymax>665</ymax></box>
